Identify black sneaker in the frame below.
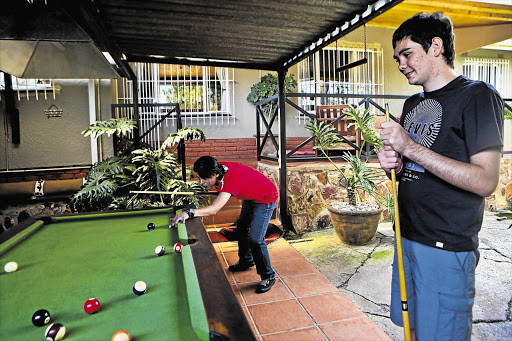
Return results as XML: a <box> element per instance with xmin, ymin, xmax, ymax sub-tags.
<box><xmin>256</xmin><ymin>278</ymin><xmax>276</xmax><ymax>293</ymax></box>
<box><xmin>228</xmin><ymin>261</ymin><xmax>255</xmax><ymax>272</ymax></box>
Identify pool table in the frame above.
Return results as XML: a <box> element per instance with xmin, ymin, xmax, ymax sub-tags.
<box><xmin>0</xmin><ymin>208</ymin><xmax>255</xmax><ymax>341</ymax></box>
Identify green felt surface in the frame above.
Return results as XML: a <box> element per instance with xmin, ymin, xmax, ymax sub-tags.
<box><xmin>0</xmin><ymin>209</ymin><xmax>208</xmax><ymax>341</ymax></box>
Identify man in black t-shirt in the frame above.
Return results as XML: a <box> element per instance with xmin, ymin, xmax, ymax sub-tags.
<box><xmin>378</xmin><ymin>12</ymin><xmax>504</xmax><ymax>341</ymax></box>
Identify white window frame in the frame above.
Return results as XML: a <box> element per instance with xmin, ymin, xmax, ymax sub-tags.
<box><xmin>297</xmin><ymin>41</ymin><xmax>384</xmax><ymax>122</ymax></box>
<box><xmin>116</xmin><ymin>63</ymin><xmax>236</xmax><ymax>148</ymax></box>
<box><xmin>462</xmin><ymin>57</ymin><xmax>511</xmax><ymax>98</ymax></box>
<box><xmin>0</xmin><ymin>73</ymin><xmax>56</xmax><ymax>101</ymax></box>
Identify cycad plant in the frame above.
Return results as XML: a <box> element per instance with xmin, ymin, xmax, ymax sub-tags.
<box><xmin>306</xmin><ymin>105</ymin><xmax>391</xmax><ymax>211</ymax></box>
<box><xmin>70</xmin><ymin>118</ymin><xmax>206</xmax><ymax>212</ymax></box>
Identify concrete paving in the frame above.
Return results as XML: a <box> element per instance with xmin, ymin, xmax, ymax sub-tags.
<box><xmin>290</xmin><ymin>211</ymin><xmax>512</xmax><ymax>341</ymax></box>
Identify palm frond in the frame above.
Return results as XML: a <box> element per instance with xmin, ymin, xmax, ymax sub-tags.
<box><xmin>82</xmin><ymin>118</ymin><xmax>137</xmax><ymax>139</ymax></box>
<box><xmin>305</xmin><ymin>119</ymin><xmax>344</xmax><ymax>150</ymax></box>
<box><xmin>69</xmin><ymin>171</ymin><xmax>119</xmax><ymax>212</ymax></box>
<box><xmin>166</xmin><ymin>180</ymin><xmax>206</xmax><ymax>207</ymax></box>
<box><xmin>131</xmin><ymin>149</ymin><xmax>179</xmax><ymax>192</ymax></box>
<box><xmin>160</xmin><ymin>127</ymin><xmax>205</xmax><ymax>151</ymax></box>
<box><xmin>343</xmin><ymin>106</ymin><xmax>383</xmax><ymax>153</ymax></box>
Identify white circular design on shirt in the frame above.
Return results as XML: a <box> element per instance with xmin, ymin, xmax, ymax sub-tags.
<box><xmin>403</xmin><ymin>99</ymin><xmax>442</xmax><ymax>148</ymax></box>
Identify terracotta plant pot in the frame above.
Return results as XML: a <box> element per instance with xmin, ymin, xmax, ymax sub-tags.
<box><xmin>328</xmin><ymin>202</ymin><xmax>383</xmax><ymax>245</ymax></box>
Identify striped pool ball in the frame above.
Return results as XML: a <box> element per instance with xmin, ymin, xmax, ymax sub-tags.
<box><xmin>155</xmin><ymin>245</ymin><xmax>165</xmax><ymax>256</ymax></box>
<box><xmin>111</xmin><ymin>330</ymin><xmax>131</xmax><ymax>341</ymax></box>
<box><xmin>45</xmin><ymin>323</ymin><xmax>65</xmax><ymax>341</ymax></box>
<box><xmin>173</xmin><ymin>242</ymin><xmax>183</xmax><ymax>253</ymax></box>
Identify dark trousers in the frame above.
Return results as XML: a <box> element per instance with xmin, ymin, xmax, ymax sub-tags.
<box><xmin>236</xmin><ymin>200</ymin><xmax>277</xmax><ymax>280</ymax></box>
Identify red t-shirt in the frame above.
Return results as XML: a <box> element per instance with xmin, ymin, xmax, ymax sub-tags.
<box><xmin>217</xmin><ymin>162</ymin><xmax>278</xmax><ymax>204</ymax></box>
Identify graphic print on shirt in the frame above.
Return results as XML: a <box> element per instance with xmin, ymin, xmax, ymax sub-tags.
<box><xmin>402</xmin><ymin>99</ymin><xmax>442</xmax><ymax>182</ymax></box>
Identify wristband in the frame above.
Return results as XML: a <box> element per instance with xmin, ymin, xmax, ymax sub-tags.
<box><xmin>186</xmin><ymin>208</ymin><xmax>195</xmax><ymax>218</ymax></box>
<box><xmin>395</xmin><ymin>162</ymin><xmax>404</xmax><ymax>175</ymax></box>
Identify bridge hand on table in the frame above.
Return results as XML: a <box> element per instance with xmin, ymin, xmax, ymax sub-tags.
<box><xmin>169</xmin><ymin>212</ymin><xmax>187</xmax><ymax>228</ymax></box>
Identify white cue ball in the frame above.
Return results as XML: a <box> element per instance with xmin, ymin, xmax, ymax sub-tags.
<box><xmin>4</xmin><ymin>261</ymin><xmax>18</xmax><ymax>273</ymax></box>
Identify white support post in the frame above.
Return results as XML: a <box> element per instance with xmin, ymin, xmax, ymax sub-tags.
<box><xmin>88</xmin><ymin>79</ymin><xmax>99</xmax><ymax>165</ymax></box>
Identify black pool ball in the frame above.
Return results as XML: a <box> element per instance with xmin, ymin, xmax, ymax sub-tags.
<box><xmin>32</xmin><ymin>309</ymin><xmax>51</xmax><ymax>327</ymax></box>
<box><xmin>45</xmin><ymin>323</ymin><xmax>66</xmax><ymax>341</ymax></box>
<box><xmin>147</xmin><ymin>222</ymin><xmax>156</xmax><ymax>231</ymax></box>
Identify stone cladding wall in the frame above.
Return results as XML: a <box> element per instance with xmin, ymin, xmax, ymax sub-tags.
<box><xmin>259</xmin><ymin>159</ymin><xmax>512</xmax><ymax>234</ymax></box>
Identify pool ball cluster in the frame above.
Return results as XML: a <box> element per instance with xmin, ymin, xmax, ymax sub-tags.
<box><xmin>26</xmin><ymin>296</ymin><xmax>134</xmax><ymax>340</ymax></box>
<box><xmin>3</xmin><ymin>220</ymin><xmax>185</xmax><ymax>340</ymax></box>
<box><xmin>148</xmin><ymin>221</ymin><xmax>184</xmax><ymax>256</ymax></box>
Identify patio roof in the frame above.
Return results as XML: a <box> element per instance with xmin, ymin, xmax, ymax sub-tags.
<box><xmin>69</xmin><ymin>0</ymin><xmax>405</xmax><ymax>74</ymax></box>
<box><xmin>1</xmin><ymin>0</ymin><xmax>405</xmax><ymax>78</ymax></box>
<box><xmin>1</xmin><ymin>0</ymin><xmax>510</xmax><ymax>79</ymax></box>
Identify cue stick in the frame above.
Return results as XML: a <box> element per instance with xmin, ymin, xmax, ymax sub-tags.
<box><xmin>130</xmin><ymin>190</ymin><xmax>219</xmax><ymax>196</ymax></box>
<box><xmin>386</xmin><ymin>103</ymin><xmax>411</xmax><ymax>341</ymax></box>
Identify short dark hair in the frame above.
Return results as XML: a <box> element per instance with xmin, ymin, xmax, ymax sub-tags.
<box><xmin>193</xmin><ymin>156</ymin><xmax>226</xmax><ymax>179</ymax></box>
<box><xmin>392</xmin><ymin>12</ymin><xmax>455</xmax><ymax>68</ymax></box>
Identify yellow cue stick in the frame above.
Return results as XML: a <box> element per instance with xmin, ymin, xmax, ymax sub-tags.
<box><xmin>130</xmin><ymin>190</ymin><xmax>219</xmax><ymax>196</ymax></box>
<box><xmin>386</xmin><ymin>103</ymin><xmax>411</xmax><ymax>341</ymax></box>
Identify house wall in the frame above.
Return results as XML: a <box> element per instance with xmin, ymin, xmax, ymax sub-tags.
<box><xmin>0</xmin><ymin>79</ymin><xmax>114</xmax><ymax>170</ymax></box>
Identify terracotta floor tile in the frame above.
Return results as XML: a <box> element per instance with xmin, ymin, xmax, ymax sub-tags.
<box><xmin>262</xmin><ymin>326</ymin><xmax>327</xmax><ymax>341</ymax></box>
<box><xmin>268</xmin><ymin>242</ymin><xmax>304</xmax><ymax>261</ymax></box>
<box><xmin>232</xmin><ymin>267</ymin><xmax>261</xmax><ymax>283</ymax></box>
<box><xmin>218</xmin><ymin>241</ymin><xmax>239</xmax><ymax>253</ymax></box>
<box><xmin>272</xmin><ymin>258</ymin><xmax>320</xmax><ymax>277</ymax></box>
<box><xmin>299</xmin><ymin>292</ymin><xmax>365</xmax><ymax>324</ymax></box>
<box><xmin>217</xmin><ymin>253</ymin><xmax>227</xmax><ymax>267</ymax></box>
<box><xmin>242</xmin><ymin>306</ymin><xmax>260</xmax><ymax>338</ymax></box>
<box><xmin>319</xmin><ymin>318</ymin><xmax>392</xmax><ymax>341</ymax></box>
<box><xmin>207</xmin><ymin>230</ymin><xmax>219</xmax><ymax>242</ymax></box>
<box><xmin>231</xmin><ymin>284</ymin><xmax>244</xmax><ymax>306</ymax></box>
<box><xmin>213</xmin><ymin>243</ymin><xmax>222</xmax><ymax>253</ymax></box>
<box><xmin>282</xmin><ymin>273</ymin><xmax>338</xmax><ymax>297</ymax></box>
<box><xmin>238</xmin><ymin>279</ymin><xmax>293</xmax><ymax>305</ymax></box>
<box><xmin>222</xmin><ymin>251</ymin><xmax>240</xmax><ymax>265</ymax></box>
<box><xmin>223</xmin><ymin>267</ymin><xmax>235</xmax><ymax>284</ymax></box>
<box><xmin>248</xmin><ymin>299</ymin><xmax>314</xmax><ymax>334</ymax></box>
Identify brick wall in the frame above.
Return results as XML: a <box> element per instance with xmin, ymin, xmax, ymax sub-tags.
<box><xmin>184</xmin><ymin>137</ymin><xmax>315</xmax><ymax>159</ymax></box>
<box><xmin>0</xmin><ymin>137</ymin><xmax>315</xmax><ymax>183</ymax></box>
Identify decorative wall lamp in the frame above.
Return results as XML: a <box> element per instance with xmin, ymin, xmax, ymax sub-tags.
<box><xmin>44</xmin><ymin>104</ymin><xmax>63</xmax><ymax>118</ymax></box>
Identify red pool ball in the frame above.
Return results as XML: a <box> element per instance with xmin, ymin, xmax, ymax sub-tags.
<box><xmin>84</xmin><ymin>298</ymin><xmax>100</xmax><ymax>314</ymax></box>
<box><xmin>173</xmin><ymin>242</ymin><xmax>183</xmax><ymax>253</ymax></box>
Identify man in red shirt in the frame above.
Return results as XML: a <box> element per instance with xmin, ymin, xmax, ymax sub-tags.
<box><xmin>170</xmin><ymin>156</ymin><xmax>279</xmax><ymax>293</ymax></box>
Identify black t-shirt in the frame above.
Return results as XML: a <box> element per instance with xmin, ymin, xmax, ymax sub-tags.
<box><xmin>398</xmin><ymin>76</ymin><xmax>504</xmax><ymax>251</ymax></box>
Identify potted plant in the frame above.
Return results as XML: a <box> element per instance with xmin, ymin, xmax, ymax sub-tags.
<box><xmin>305</xmin><ymin>105</ymin><xmax>392</xmax><ymax>245</ymax></box>
<box><xmin>247</xmin><ymin>73</ymin><xmax>297</xmax><ymax>157</ymax></box>
<box><xmin>246</xmin><ymin>73</ymin><xmax>297</xmax><ymax>117</ymax></box>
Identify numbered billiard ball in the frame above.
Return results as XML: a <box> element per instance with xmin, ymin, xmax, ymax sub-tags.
<box><xmin>155</xmin><ymin>245</ymin><xmax>165</xmax><ymax>256</ymax></box>
<box><xmin>45</xmin><ymin>323</ymin><xmax>66</xmax><ymax>341</ymax></box>
<box><xmin>174</xmin><ymin>242</ymin><xmax>183</xmax><ymax>253</ymax></box>
<box><xmin>84</xmin><ymin>298</ymin><xmax>100</xmax><ymax>314</ymax></box>
<box><xmin>133</xmin><ymin>280</ymin><xmax>147</xmax><ymax>296</ymax></box>
<box><xmin>147</xmin><ymin>222</ymin><xmax>156</xmax><ymax>231</ymax></box>
<box><xmin>32</xmin><ymin>309</ymin><xmax>51</xmax><ymax>327</ymax></box>
<box><xmin>111</xmin><ymin>330</ymin><xmax>131</xmax><ymax>341</ymax></box>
